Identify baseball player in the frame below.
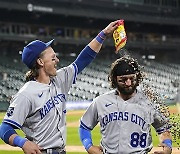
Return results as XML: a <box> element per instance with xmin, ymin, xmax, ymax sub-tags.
<box><xmin>0</xmin><ymin>20</ymin><xmax>119</xmax><ymax>154</ymax></box>
<box><xmin>79</xmin><ymin>55</ymin><xmax>172</xmax><ymax>154</ymax></box>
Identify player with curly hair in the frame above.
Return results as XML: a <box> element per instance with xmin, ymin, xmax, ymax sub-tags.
<box><xmin>79</xmin><ymin>55</ymin><xmax>172</xmax><ymax>154</ymax></box>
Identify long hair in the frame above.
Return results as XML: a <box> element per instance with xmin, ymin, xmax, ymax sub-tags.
<box><xmin>108</xmin><ymin>55</ymin><xmax>144</xmax><ymax>88</ymax></box>
<box><xmin>25</xmin><ymin>51</ymin><xmax>44</xmax><ymax>82</ymax></box>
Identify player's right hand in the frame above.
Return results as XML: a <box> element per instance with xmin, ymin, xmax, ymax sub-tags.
<box><xmin>22</xmin><ymin>140</ymin><xmax>43</xmax><ymax>154</ymax></box>
<box><xmin>87</xmin><ymin>145</ymin><xmax>103</xmax><ymax>154</ymax></box>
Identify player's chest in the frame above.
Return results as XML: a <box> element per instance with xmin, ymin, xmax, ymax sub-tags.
<box><xmin>99</xmin><ymin>101</ymin><xmax>152</xmax><ymax>129</ymax></box>
<box><xmin>101</xmin><ymin>101</ymin><xmax>149</xmax><ymax>116</ymax></box>
<box><xmin>33</xmin><ymin>85</ymin><xmax>66</xmax><ymax>109</ymax></box>
<box><xmin>32</xmin><ymin>90</ymin><xmax>66</xmax><ymax>120</ymax></box>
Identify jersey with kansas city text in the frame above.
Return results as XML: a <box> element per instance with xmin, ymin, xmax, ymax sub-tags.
<box><xmin>3</xmin><ymin>63</ymin><xmax>78</xmax><ymax>149</ymax></box>
<box><xmin>80</xmin><ymin>89</ymin><xmax>170</xmax><ymax>154</ymax></box>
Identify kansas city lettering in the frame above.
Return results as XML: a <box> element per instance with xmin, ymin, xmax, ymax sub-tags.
<box><xmin>131</xmin><ymin>113</ymin><xmax>146</xmax><ymax>130</ymax></box>
<box><xmin>101</xmin><ymin>112</ymin><xmax>146</xmax><ymax>129</ymax></box>
<box><xmin>39</xmin><ymin>94</ymin><xmax>66</xmax><ymax>119</ymax></box>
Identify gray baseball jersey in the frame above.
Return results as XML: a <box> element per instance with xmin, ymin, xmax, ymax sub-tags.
<box><xmin>3</xmin><ymin>64</ymin><xmax>77</xmax><ymax>149</ymax></box>
<box><xmin>80</xmin><ymin>89</ymin><xmax>170</xmax><ymax>154</ymax></box>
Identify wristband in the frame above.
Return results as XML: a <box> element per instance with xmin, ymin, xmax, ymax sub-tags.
<box><xmin>13</xmin><ymin>136</ymin><xmax>27</xmax><ymax>148</ymax></box>
<box><xmin>96</xmin><ymin>30</ymin><xmax>106</xmax><ymax>44</ymax></box>
<box><xmin>82</xmin><ymin>138</ymin><xmax>93</xmax><ymax>151</ymax></box>
<box><xmin>162</xmin><ymin>139</ymin><xmax>172</xmax><ymax>149</ymax></box>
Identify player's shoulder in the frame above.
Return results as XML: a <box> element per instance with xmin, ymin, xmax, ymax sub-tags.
<box><xmin>18</xmin><ymin>81</ymin><xmax>33</xmax><ymax>92</ymax></box>
<box><xmin>136</xmin><ymin>89</ymin><xmax>154</xmax><ymax>108</ymax></box>
<box><xmin>94</xmin><ymin>89</ymin><xmax>116</xmax><ymax>101</ymax></box>
<box><xmin>18</xmin><ymin>81</ymin><xmax>46</xmax><ymax>94</ymax></box>
<box><xmin>56</xmin><ymin>64</ymin><xmax>74</xmax><ymax>74</ymax></box>
<box><xmin>136</xmin><ymin>87</ymin><xmax>149</xmax><ymax>99</ymax></box>
<box><xmin>136</xmin><ymin>89</ymin><xmax>145</xmax><ymax>97</ymax></box>
<box><xmin>135</xmin><ymin>88</ymin><xmax>151</xmax><ymax>103</ymax></box>
<box><xmin>55</xmin><ymin>64</ymin><xmax>76</xmax><ymax>80</ymax></box>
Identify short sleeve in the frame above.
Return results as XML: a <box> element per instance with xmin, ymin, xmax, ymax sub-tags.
<box><xmin>80</xmin><ymin>100</ymin><xmax>98</xmax><ymax>130</ymax></box>
<box><xmin>3</xmin><ymin>93</ymin><xmax>31</xmax><ymax>129</ymax></box>
<box><xmin>55</xmin><ymin>64</ymin><xmax>78</xmax><ymax>94</ymax></box>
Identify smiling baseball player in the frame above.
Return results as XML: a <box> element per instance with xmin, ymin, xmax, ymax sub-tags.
<box><xmin>0</xmin><ymin>21</ymin><xmax>119</xmax><ymax>154</ymax></box>
<box><xmin>79</xmin><ymin>55</ymin><xmax>172</xmax><ymax>154</ymax></box>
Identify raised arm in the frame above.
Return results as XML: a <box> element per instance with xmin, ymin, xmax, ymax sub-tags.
<box><xmin>88</xmin><ymin>20</ymin><xmax>119</xmax><ymax>53</ymax></box>
<box><xmin>73</xmin><ymin>20</ymin><xmax>119</xmax><ymax>74</ymax></box>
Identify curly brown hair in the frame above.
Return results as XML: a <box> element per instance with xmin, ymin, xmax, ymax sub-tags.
<box><xmin>108</xmin><ymin>55</ymin><xmax>144</xmax><ymax>88</ymax></box>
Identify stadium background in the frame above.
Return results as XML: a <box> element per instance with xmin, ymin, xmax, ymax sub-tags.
<box><xmin>0</xmin><ymin>0</ymin><xmax>180</xmax><ymax>153</ymax></box>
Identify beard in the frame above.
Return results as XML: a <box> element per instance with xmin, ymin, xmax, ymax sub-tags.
<box><xmin>117</xmin><ymin>84</ymin><xmax>137</xmax><ymax>95</ymax></box>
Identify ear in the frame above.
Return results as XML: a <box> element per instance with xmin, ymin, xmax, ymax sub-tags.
<box><xmin>113</xmin><ymin>77</ymin><xmax>118</xmax><ymax>86</ymax></box>
<box><xmin>37</xmin><ymin>58</ymin><xmax>44</xmax><ymax>67</ymax></box>
<box><xmin>114</xmin><ymin>76</ymin><xmax>117</xmax><ymax>82</ymax></box>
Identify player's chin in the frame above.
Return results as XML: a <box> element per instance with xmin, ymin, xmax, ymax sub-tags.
<box><xmin>123</xmin><ymin>87</ymin><xmax>136</xmax><ymax>95</ymax></box>
<box><xmin>124</xmin><ymin>90</ymin><xmax>134</xmax><ymax>95</ymax></box>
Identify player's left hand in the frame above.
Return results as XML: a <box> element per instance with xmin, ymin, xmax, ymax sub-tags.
<box><xmin>153</xmin><ymin>143</ymin><xmax>172</xmax><ymax>154</ymax></box>
<box><xmin>103</xmin><ymin>20</ymin><xmax>119</xmax><ymax>36</ymax></box>
<box><xmin>87</xmin><ymin>145</ymin><xmax>103</xmax><ymax>154</ymax></box>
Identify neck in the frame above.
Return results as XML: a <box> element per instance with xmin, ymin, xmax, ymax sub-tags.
<box><xmin>35</xmin><ymin>68</ymin><xmax>50</xmax><ymax>84</ymax></box>
<box><xmin>35</xmin><ymin>71</ymin><xmax>50</xmax><ymax>84</ymax></box>
<box><xmin>36</xmin><ymin>77</ymin><xmax>50</xmax><ymax>84</ymax></box>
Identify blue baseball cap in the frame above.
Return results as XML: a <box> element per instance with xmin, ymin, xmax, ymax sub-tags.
<box><xmin>22</xmin><ymin>39</ymin><xmax>54</xmax><ymax>69</ymax></box>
